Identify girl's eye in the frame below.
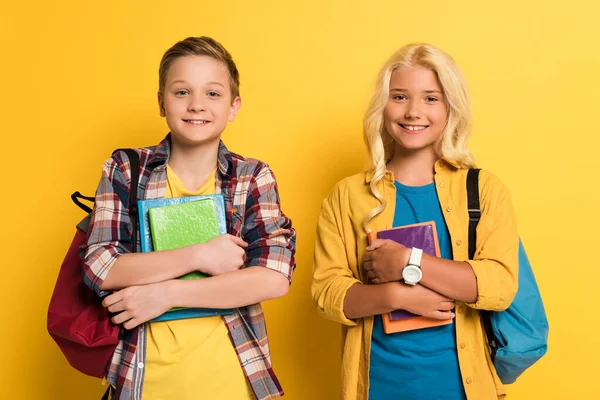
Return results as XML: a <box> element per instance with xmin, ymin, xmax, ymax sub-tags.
<box><xmin>208</xmin><ymin>91</ymin><xmax>220</xmax><ymax>97</ymax></box>
<box><xmin>175</xmin><ymin>90</ymin><xmax>188</xmax><ymax>96</ymax></box>
<box><xmin>392</xmin><ymin>94</ymin><xmax>407</xmax><ymax>101</ymax></box>
<box><xmin>425</xmin><ymin>96</ymin><xmax>438</xmax><ymax>102</ymax></box>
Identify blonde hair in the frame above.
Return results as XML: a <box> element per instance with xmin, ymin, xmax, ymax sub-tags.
<box><xmin>362</xmin><ymin>43</ymin><xmax>475</xmax><ymax>233</ymax></box>
<box><xmin>158</xmin><ymin>36</ymin><xmax>240</xmax><ymax>100</ymax></box>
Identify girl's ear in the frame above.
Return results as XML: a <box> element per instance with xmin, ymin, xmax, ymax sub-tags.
<box><xmin>228</xmin><ymin>96</ymin><xmax>242</xmax><ymax>122</ymax></box>
<box><xmin>158</xmin><ymin>92</ymin><xmax>165</xmax><ymax>117</ymax></box>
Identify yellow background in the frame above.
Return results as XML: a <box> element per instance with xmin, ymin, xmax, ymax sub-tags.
<box><xmin>1</xmin><ymin>0</ymin><xmax>598</xmax><ymax>398</ymax></box>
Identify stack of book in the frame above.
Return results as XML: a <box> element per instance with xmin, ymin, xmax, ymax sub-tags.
<box><xmin>138</xmin><ymin>195</ymin><xmax>234</xmax><ymax>322</ymax></box>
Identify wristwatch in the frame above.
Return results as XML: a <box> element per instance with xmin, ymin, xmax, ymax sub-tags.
<box><xmin>402</xmin><ymin>247</ymin><xmax>423</xmax><ymax>285</ymax></box>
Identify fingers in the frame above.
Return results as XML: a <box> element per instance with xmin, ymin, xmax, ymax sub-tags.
<box><xmin>366</xmin><ymin>270</ymin><xmax>377</xmax><ymax>281</ymax></box>
<box><xmin>111</xmin><ymin>311</ymin><xmax>132</xmax><ymax>325</ymax></box>
<box><xmin>426</xmin><ymin>310</ymin><xmax>456</xmax><ymax>320</ymax></box>
<box><xmin>228</xmin><ymin>234</ymin><xmax>248</xmax><ymax>248</ymax></box>
<box><xmin>102</xmin><ymin>292</ymin><xmax>122</xmax><ymax>308</ymax></box>
<box><xmin>366</xmin><ymin>239</ymin><xmax>387</xmax><ymax>251</ymax></box>
<box><xmin>107</xmin><ymin>300</ymin><xmax>125</xmax><ymax>314</ymax></box>
<box><xmin>438</xmin><ymin>301</ymin><xmax>456</xmax><ymax>311</ymax></box>
<box><xmin>123</xmin><ymin>318</ymin><xmax>141</xmax><ymax>330</ymax></box>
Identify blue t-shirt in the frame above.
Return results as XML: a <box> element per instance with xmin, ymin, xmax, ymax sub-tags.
<box><xmin>368</xmin><ymin>181</ymin><xmax>467</xmax><ymax>400</ymax></box>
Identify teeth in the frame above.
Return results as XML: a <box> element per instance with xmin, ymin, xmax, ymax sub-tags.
<box><xmin>402</xmin><ymin>124</ymin><xmax>426</xmax><ymax>131</ymax></box>
<box><xmin>187</xmin><ymin>120</ymin><xmax>207</xmax><ymax>125</ymax></box>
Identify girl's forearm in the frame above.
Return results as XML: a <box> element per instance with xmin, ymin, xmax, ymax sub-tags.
<box><xmin>419</xmin><ymin>254</ymin><xmax>477</xmax><ymax>302</ymax></box>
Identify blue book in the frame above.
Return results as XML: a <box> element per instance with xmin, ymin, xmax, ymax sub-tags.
<box><xmin>137</xmin><ymin>194</ymin><xmax>234</xmax><ymax>322</ymax></box>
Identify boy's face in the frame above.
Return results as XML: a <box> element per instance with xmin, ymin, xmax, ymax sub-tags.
<box><xmin>158</xmin><ymin>55</ymin><xmax>241</xmax><ymax>147</ymax></box>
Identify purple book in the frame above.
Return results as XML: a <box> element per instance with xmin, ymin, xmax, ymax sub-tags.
<box><xmin>369</xmin><ymin>221</ymin><xmax>440</xmax><ymax>321</ymax></box>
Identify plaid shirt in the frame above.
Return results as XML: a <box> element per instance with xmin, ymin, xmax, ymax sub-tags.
<box><xmin>83</xmin><ymin>135</ymin><xmax>296</xmax><ymax>400</ymax></box>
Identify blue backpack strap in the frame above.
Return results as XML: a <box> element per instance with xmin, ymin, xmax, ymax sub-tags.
<box><xmin>466</xmin><ymin>168</ymin><xmax>499</xmax><ymax>359</ymax></box>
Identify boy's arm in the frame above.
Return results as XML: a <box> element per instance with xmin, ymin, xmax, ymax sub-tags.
<box><xmin>82</xmin><ymin>155</ymin><xmax>247</xmax><ymax>293</ymax></box>
<box><xmin>241</xmin><ymin>163</ymin><xmax>296</xmax><ymax>284</ymax></box>
<box><xmin>104</xmin><ymin>268</ymin><xmax>288</xmax><ymax>330</ymax></box>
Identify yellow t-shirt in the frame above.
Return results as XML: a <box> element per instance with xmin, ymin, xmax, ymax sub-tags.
<box><xmin>141</xmin><ymin>165</ymin><xmax>253</xmax><ymax>400</ymax></box>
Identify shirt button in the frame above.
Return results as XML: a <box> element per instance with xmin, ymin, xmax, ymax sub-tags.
<box><xmin>460</xmin><ymin>343</ymin><xmax>466</xmax><ymax>349</ymax></box>
<box><xmin>231</xmin><ymin>207</ymin><xmax>238</xmax><ymax>214</ymax></box>
<box><xmin>456</xmin><ymin>240</ymin><xmax>463</xmax><ymax>246</ymax></box>
<box><xmin>458</xmin><ymin>307</ymin><xmax>464</xmax><ymax>314</ymax></box>
<box><xmin>466</xmin><ymin>377</ymin><xmax>473</xmax><ymax>384</ymax></box>
<box><xmin>446</xmin><ymin>206</ymin><xmax>453</xmax><ymax>212</ymax></box>
<box><xmin>137</xmin><ymin>362</ymin><xmax>144</xmax><ymax>369</ymax></box>
<box><xmin>439</xmin><ymin>182</ymin><xmax>445</xmax><ymax>188</ymax></box>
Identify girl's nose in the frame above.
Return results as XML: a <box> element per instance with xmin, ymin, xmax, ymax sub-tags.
<box><xmin>404</xmin><ymin>101</ymin><xmax>421</xmax><ymax>119</ymax></box>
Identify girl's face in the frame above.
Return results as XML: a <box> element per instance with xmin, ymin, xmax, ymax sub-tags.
<box><xmin>158</xmin><ymin>55</ymin><xmax>241</xmax><ymax>147</ymax></box>
<box><xmin>383</xmin><ymin>66</ymin><xmax>448</xmax><ymax>156</ymax></box>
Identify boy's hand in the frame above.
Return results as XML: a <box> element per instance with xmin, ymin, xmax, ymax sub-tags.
<box><xmin>103</xmin><ymin>281</ymin><xmax>173</xmax><ymax>329</ymax></box>
<box><xmin>388</xmin><ymin>282</ymin><xmax>455</xmax><ymax>320</ymax></box>
<box><xmin>363</xmin><ymin>239</ymin><xmax>410</xmax><ymax>284</ymax></box>
<box><xmin>195</xmin><ymin>234</ymin><xmax>248</xmax><ymax>276</ymax></box>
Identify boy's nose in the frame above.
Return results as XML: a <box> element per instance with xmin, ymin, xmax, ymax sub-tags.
<box><xmin>188</xmin><ymin>95</ymin><xmax>206</xmax><ymax>112</ymax></box>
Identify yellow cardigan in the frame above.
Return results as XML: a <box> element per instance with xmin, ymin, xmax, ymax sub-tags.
<box><xmin>312</xmin><ymin>159</ymin><xmax>519</xmax><ymax>400</ymax></box>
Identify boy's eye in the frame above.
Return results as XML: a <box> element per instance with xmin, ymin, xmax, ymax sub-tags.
<box><xmin>175</xmin><ymin>90</ymin><xmax>189</xmax><ymax>96</ymax></box>
<box><xmin>207</xmin><ymin>91</ymin><xmax>220</xmax><ymax>97</ymax></box>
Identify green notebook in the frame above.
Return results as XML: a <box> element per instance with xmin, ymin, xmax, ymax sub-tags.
<box><xmin>148</xmin><ymin>198</ymin><xmax>220</xmax><ymax>282</ymax></box>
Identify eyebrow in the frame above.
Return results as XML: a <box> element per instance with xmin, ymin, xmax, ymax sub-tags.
<box><xmin>390</xmin><ymin>88</ymin><xmax>443</xmax><ymax>94</ymax></box>
<box><xmin>170</xmin><ymin>80</ymin><xmax>226</xmax><ymax>88</ymax></box>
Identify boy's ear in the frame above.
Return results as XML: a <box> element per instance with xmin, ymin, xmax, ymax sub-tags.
<box><xmin>228</xmin><ymin>96</ymin><xmax>242</xmax><ymax>122</ymax></box>
<box><xmin>158</xmin><ymin>92</ymin><xmax>165</xmax><ymax>117</ymax></box>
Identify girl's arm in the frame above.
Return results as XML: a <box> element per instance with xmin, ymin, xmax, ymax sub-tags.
<box><xmin>364</xmin><ymin>241</ymin><xmax>478</xmax><ymax>303</ymax></box>
<box><xmin>364</xmin><ymin>171</ymin><xmax>519</xmax><ymax>311</ymax></box>
<box><xmin>343</xmin><ymin>281</ymin><xmax>455</xmax><ymax>320</ymax></box>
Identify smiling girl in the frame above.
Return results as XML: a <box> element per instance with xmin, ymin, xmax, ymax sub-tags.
<box><xmin>312</xmin><ymin>43</ymin><xmax>518</xmax><ymax>400</ymax></box>
<box><xmin>83</xmin><ymin>37</ymin><xmax>296</xmax><ymax>400</ymax></box>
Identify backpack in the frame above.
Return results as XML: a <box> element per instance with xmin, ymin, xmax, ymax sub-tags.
<box><xmin>467</xmin><ymin>168</ymin><xmax>549</xmax><ymax>384</ymax></box>
<box><xmin>47</xmin><ymin>149</ymin><xmax>140</xmax><ymax>380</ymax></box>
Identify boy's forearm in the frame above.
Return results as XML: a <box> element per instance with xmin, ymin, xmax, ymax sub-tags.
<box><xmin>166</xmin><ymin>266</ymin><xmax>289</xmax><ymax>309</ymax></box>
<box><xmin>100</xmin><ymin>245</ymin><xmax>199</xmax><ymax>290</ymax></box>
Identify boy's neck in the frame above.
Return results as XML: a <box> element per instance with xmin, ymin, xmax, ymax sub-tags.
<box><xmin>168</xmin><ymin>138</ymin><xmax>220</xmax><ymax>191</ymax></box>
<box><xmin>386</xmin><ymin>146</ymin><xmax>439</xmax><ymax>186</ymax></box>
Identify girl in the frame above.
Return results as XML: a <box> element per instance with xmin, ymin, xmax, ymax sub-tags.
<box><xmin>84</xmin><ymin>37</ymin><xmax>296</xmax><ymax>400</ymax></box>
<box><xmin>312</xmin><ymin>43</ymin><xmax>518</xmax><ymax>400</ymax></box>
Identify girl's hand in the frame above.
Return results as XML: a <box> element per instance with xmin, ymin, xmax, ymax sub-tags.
<box><xmin>392</xmin><ymin>282</ymin><xmax>455</xmax><ymax>320</ymax></box>
<box><xmin>103</xmin><ymin>281</ymin><xmax>173</xmax><ymax>329</ymax></box>
<box><xmin>363</xmin><ymin>239</ymin><xmax>410</xmax><ymax>284</ymax></box>
<box><xmin>195</xmin><ymin>234</ymin><xmax>248</xmax><ymax>276</ymax></box>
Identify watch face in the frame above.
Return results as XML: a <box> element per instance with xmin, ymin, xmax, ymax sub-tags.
<box><xmin>403</xmin><ymin>265</ymin><xmax>422</xmax><ymax>284</ymax></box>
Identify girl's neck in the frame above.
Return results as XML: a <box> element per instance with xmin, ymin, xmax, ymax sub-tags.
<box><xmin>386</xmin><ymin>146</ymin><xmax>439</xmax><ymax>186</ymax></box>
<box><xmin>168</xmin><ymin>138</ymin><xmax>219</xmax><ymax>191</ymax></box>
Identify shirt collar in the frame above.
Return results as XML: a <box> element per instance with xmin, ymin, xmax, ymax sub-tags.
<box><xmin>364</xmin><ymin>157</ymin><xmax>459</xmax><ymax>183</ymax></box>
<box><xmin>147</xmin><ymin>133</ymin><xmax>233</xmax><ymax>177</ymax></box>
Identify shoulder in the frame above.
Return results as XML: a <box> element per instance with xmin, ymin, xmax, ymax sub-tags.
<box><xmin>102</xmin><ymin>145</ymin><xmax>158</xmax><ymax>184</ymax></box>
<box><xmin>323</xmin><ymin>171</ymin><xmax>369</xmax><ymax>205</ymax></box>
<box><xmin>226</xmin><ymin>149</ymin><xmax>270</xmax><ymax>179</ymax></box>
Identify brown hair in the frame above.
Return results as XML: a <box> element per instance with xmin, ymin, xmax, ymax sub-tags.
<box><xmin>158</xmin><ymin>36</ymin><xmax>240</xmax><ymax>100</ymax></box>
